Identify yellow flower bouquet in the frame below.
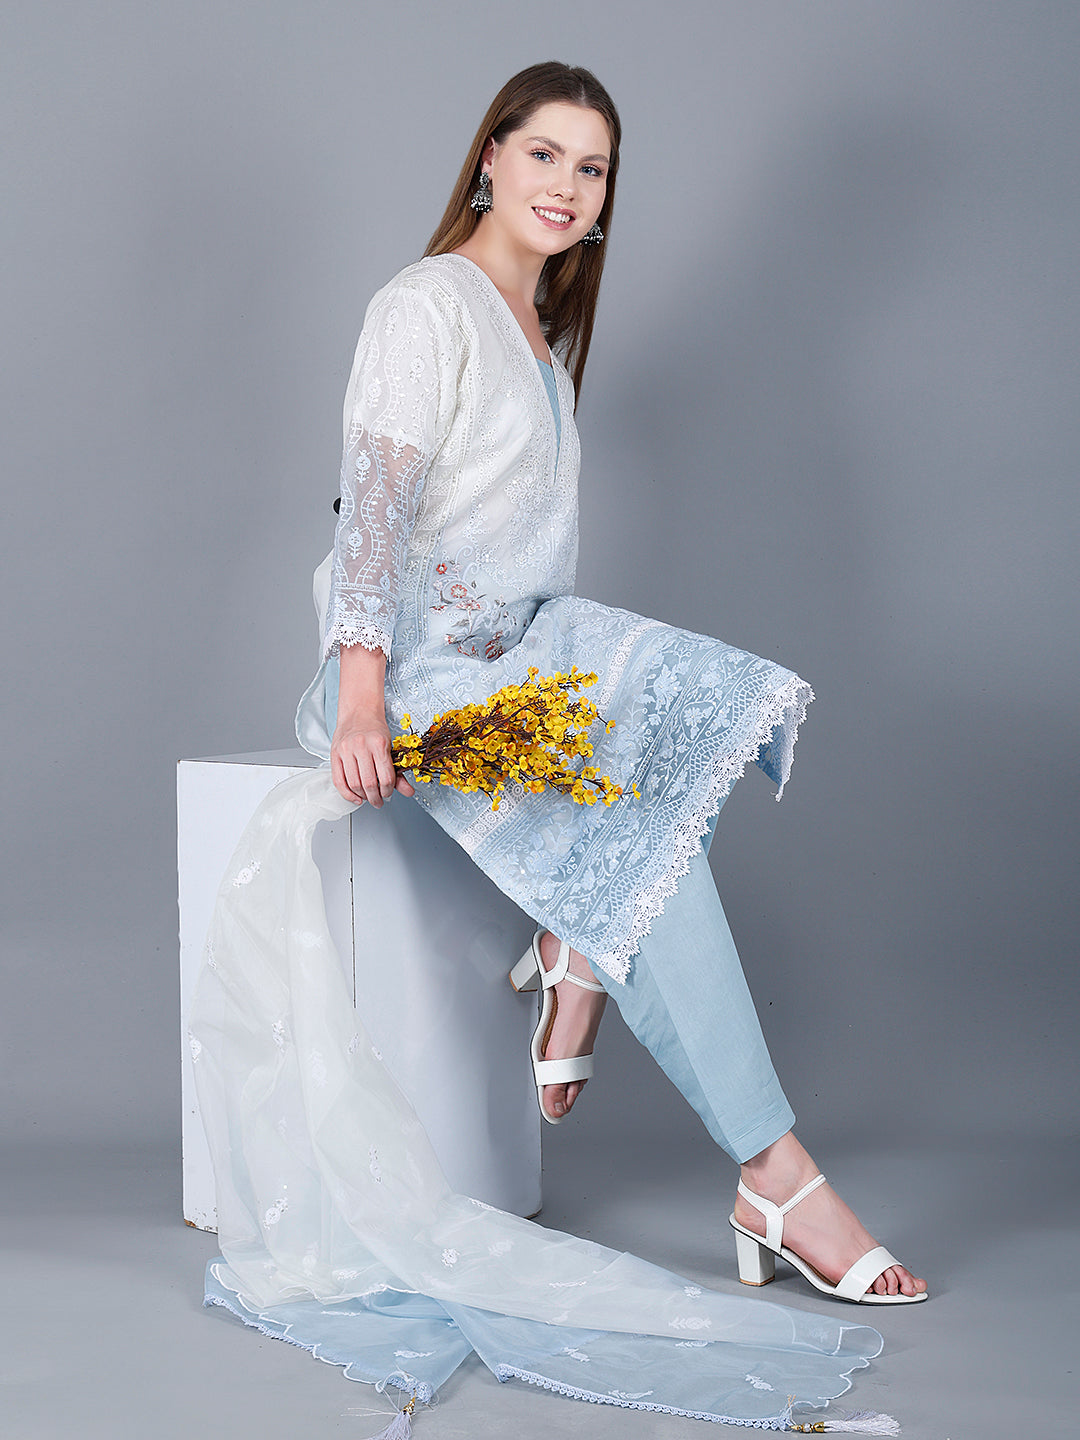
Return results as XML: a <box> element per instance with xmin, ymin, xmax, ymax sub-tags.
<box><xmin>392</xmin><ymin>666</ymin><xmax>639</xmax><ymax>812</ymax></box>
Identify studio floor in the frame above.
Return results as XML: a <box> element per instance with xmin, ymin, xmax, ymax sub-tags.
<box><xmin>2</xmin><ymin>1124</ymin><xmax>1074</xmax><ymax>1440</ymax></box>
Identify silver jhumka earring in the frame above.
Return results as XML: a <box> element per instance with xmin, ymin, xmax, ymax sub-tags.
<box><xmin>470</xmin><ymin>172</ymin><xmax>492</xmax><ymax>213</ymax></box>
<box><xmin>580</xmin><ymin>222</ymin><xmax>604</xmax><ymax>245</ymax></box>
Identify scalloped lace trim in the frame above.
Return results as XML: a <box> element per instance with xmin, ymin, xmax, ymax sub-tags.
<box><xmin>495</xmin><ymin>1365</ymin><xmax>795</xmax><ymax>1427</ymax></box>
<box><xmin>325</xmin><ymin>619</ymin><xmax>393</xmax><ymax>661</ymax></box>
<box><xmin>597</xmin><ymin>674</ymin><xmax>814</xmax><ymax>983</ymax></box>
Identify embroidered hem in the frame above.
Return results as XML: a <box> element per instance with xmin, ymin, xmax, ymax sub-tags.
<box><xmin>597</xmin><ymin>673</ymin><xmax>814</xmax><ymax>983</ymax></box>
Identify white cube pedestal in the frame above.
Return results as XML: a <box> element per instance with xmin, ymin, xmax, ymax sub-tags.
<box><xmin>178</xmin><ymin>748</ymin><xmax>542</xmax><ymax>1232</ymax></box>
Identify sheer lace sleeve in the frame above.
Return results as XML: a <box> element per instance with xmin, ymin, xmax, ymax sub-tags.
<box><xmin>323</xmin><ymin>280</ymin><xmax>457</xmax><ymax>661</ymax></box>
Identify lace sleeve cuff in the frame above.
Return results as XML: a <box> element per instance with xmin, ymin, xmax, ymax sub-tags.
<box><xmin>323</xmin><ymin>618</ymin><xmax>393</xmax><ymax>662</ymax></box>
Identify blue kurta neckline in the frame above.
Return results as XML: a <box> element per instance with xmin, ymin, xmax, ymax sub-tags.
<box><xmin>536</xmin><ymin>356</ymin><xmax>561</xmax><ymax>461</ymax></box>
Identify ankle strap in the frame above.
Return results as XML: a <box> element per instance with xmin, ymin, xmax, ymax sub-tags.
<box><xmin>539</xmin><ymin>933</ymin><xmax>607</xmax><ymax>991</ymax></box>
<box><xmin>541</xmin><ymin>937</ymin><xmax>572</xmax><ymax>988</ymax></box>
<box><xmin>561</xmin><ymin>971</ymin><xmax>607</xmax><ymax>993</ymax></box>
<box><xmin>737</xmin><ymin>1173</ymin><xmax>827</xmax><ymax>1251</ymax></box>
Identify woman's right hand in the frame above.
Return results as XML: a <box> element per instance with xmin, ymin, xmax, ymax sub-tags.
<box><xmin>331</xmin><ymin>709</ymin><xmax>416</xmax><ymax>807</ymax></box>
<box><xmin>330</xmin><ymin>643</ymin><xmax>415</xmax><ymax>807</ymax></box>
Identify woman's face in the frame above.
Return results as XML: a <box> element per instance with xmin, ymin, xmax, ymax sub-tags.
<box><xmin>482</xmin><ymin>101</ymin><xmax>611</xmax><ymax>259</ymax></box>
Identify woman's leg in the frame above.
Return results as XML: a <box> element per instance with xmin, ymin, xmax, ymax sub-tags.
<box><xmin>591</xmin><ymin>842</ymin><xmax>795</xmax><ymax>1160</ymax></box>
<box><xmin>539</xmin><ymin>820</ymin><xmax>926</xmax><ymax>1298</ymax></box>
<box><xmin>539</xmin><ymin>807</ymin><xmax>791</xmax><ymax>1149</ymax></box>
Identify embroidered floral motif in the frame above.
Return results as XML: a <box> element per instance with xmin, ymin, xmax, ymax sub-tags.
<box><xmin>745</xmin><ymin>1375</ymin><xmax>774</xmax><ymax>1391</ymax></box>
<box><xmin>430</xmin><ymin>556</ymin><xmax>513</xmax><ymax>660</ymax></box>
<box><xmin>669</xmin><ymin>1317</ymin><xmax>711</xmax><ymax>1331</ymax></box>
<box><xmin>187</xmin><ymin>1031</ymin><xmax>202</xmax><ymax>1061</ymax></box>
<box><xmin>368</xmin><ymin>1145</ymin><xmax>382</xmax><ymax>1183</ymax></box>
<box><xmin>441</xmin><ymin>1248</ymin><xmax>458</xmax><ymax>1267</ymax></box>
<box><xmin>232</xmin><ymin>860</ymin><xmax>260</xmax><ymax>887</ymax></box>
<box><xmin>264</xmin><ymin>1197</ymin><xmax>287</xmax><ymax>1227</ymax></box>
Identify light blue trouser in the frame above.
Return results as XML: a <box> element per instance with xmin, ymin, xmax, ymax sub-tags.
<box><xmin>325</xmin><ymin>665</ymin><xmax>793</xmax><ymax>1163</ymax></box>
<box><xmin>590</xmin><ymin>807</ymin><xmax>795</xmax><ymax>1164</ymax></box>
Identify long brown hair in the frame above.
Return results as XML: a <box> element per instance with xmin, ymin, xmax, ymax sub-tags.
<box><xmin>424</xmin><ymin>61</ymin><xmax>621</xmax><ymax>407</ymax></box>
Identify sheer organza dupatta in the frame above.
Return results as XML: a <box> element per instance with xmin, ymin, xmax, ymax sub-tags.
<box><xmin>189</xmin><ymin>769</ymin><xmax>894</xmax><ymax>1430</ymax></box>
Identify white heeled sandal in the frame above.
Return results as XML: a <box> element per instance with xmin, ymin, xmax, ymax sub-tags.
<box><xmin>509</xmin><ymin>930</ymin><xmax>607</xmax><ymax>1126</ymax></box>
<box><xmin>729</xmin><ymin>1174</ymin><xmax>928</xmax><ymax>1305</ymax></box>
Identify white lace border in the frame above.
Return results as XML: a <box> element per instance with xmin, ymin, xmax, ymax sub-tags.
<box><xmin>596</xmin><ymin>673</ymin><xmax>814</xmax><ymax>984</ymax></box>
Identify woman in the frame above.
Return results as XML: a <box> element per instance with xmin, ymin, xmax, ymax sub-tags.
<box><xmin>194</xmin><ymin>61</ymin><xmax>923</xmax><ymax>1431</ymax></box>
<box><xmin>313</xmin><ymin>61</ymin><xmax>925</xmax><ymax>1306</ymax></box>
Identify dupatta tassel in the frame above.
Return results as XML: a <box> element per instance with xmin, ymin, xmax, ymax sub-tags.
<box><xmin>788</xmin><ymin>1407</ymin><xmax>900</xmax><ymax>1435</ymax></box>
<box><xmin>367</xmin><ymin>1393</ymin><xmax>418</xmax><ymax>1440</ymax></box>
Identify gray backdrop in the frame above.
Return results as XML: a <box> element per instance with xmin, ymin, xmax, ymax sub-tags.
<box><xmin>2</xmin><ymin>1</ymin><xmax>1077</xmax><ymax>1158</ymax></box>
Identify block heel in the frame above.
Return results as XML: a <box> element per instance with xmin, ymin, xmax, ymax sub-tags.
<box><xmin>734</xmin><ymin>1229</ymin><xmax>775</xmax><ymax>1286</ymax></box>
<box><xmin>509</xmin><ymin>945</ymin><xmax>541</xmax><ymax>992</ymax></box>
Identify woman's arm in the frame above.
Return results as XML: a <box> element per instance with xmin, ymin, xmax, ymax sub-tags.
<box><xmin>331</xmin><ymin>642</ymin><xmax>416</xmax><ymax>807</ymax></box>
<box><xmin>323</xmin><ymin>279</ymin><xmax>457</xmax><ymax>806</ymax></box>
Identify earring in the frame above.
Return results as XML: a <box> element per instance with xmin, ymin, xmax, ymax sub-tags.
<box><xmin>470</xmin><ymin>172</ymin><xmax>492</xmax><ymax>213</ymax></box>
<box><xmin>580</xmin><ymin>221</ymin><xmax>604</xmax><ymax>245</ymax></box>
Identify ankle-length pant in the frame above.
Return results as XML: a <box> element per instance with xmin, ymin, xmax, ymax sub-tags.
<box><xmin>590</xmin><ymin>808</ymin><xmax>795</xmax><ymax>1164</ymax></box>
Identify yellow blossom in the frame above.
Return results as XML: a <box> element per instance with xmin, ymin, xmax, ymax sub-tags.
<box><xmin>390</xmin><ymin>670</ymin><xmax>638</xmax><ymax>813</ymax></box>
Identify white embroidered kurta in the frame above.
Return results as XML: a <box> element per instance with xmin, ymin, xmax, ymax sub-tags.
<box><xmin>295</xmin><ymin>253</ymin><xmax>812</xmax><ymax>982</ymax></box>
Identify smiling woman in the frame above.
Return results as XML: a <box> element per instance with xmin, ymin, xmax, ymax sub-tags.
<box><xmin>192</xmin><ymin>58</ymin><xmax>921</xmax><ymax>1436</ymax></box>
<box><xmin>422</xmin><ymin>64</ymin><xmax>622</xmax><ymax>394</ymax></box>
<box><xmin>448</xmin><ymin>102</ymin><xmax>611</xmax><ymax>357</ymax></box>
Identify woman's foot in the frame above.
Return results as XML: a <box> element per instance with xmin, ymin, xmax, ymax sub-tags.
<box><xmin>735</xmin><ymin>1133</ymin><xmax>927</xmax><ymax>1299</ymax></box>
<box><xmin>536</xmin><ymin>932</ymin><xmax>608</xmax><ymax>1121</ymax></box>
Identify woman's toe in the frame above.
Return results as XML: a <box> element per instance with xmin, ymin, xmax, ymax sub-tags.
<box><xmin>872</xmin><ymin>1265</ymin><xmax>926</xmax><ymax>1298</ymax></box>
<box><xmin>544</xmin><ymin>1084</ymin><xmax>568</xmax><ymax>1118</ymax></box>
